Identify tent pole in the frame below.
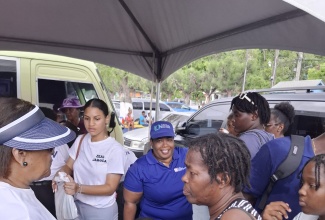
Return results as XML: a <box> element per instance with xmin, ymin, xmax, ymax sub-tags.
<box><xmin>155</xmin><ymin>80</ymin><xmax>161</xmax><ymax>121</ymax></box>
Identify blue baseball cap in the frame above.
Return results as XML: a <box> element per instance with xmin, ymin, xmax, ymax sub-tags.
<box><xmin>150</xmin><ymin>121</ymin><xmax>175</xmax><ymax>139</ymax></box>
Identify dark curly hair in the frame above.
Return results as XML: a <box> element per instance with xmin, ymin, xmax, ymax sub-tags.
<box><xmin>300</xmin><ymin>154</ymin><xmax>325</xmax><ymax>191</ymax></box>
<box><xmin>230</xmin><ymin>92</ymin><xmax>270</xmax><ymax>125</ymax></box>
<box><xmin>186</xmin><ymin>133</ymin><xmax>251</xmax><ymax>193</ymax></box>
<box><xmin>272</xmin><ymin>102</ymin><xmax>295</xmax><ymax>135</ymax></box>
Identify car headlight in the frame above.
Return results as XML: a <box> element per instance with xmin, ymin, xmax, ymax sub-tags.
<box><xmin>130</xmin><ymin>140</ymin><xmax>144</xmax><ymax>149</ymax></box>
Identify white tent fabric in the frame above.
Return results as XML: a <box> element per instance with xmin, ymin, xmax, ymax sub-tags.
<box><xmin>283</xmin><ymin>0</ymin><xmax>325</xmax><ymax>22</ymax></box>
<box><xmin>0</xmin><ymin>0</ymin><xmax>324</xmax><ymax>82</ymax></box>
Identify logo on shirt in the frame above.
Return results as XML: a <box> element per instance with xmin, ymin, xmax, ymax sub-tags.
<box><xmin>92</xmin><ymin>154</ymin><xmax>107</xmax><ymax>163</ymax></box>
<box><xmin>174</xmin><ymin>167</ymin><xmax>186</xmax><ymax>172</ymax></box>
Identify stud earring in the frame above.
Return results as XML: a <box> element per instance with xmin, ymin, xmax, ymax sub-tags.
<box><xmin>23</xmin><ymin>162</ymin><xmax>28</xmax><ymax>167</ymax></box>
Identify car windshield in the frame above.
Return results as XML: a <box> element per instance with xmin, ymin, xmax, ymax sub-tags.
<box><xmin>162</xmin><ymin>113</ymin><xmax>190</xmax><ymax>127</ymax></box>
<box><xmin>167</xmin><ymin>102</ymin><xmax>190</xmax><ymax>109</ymax></box>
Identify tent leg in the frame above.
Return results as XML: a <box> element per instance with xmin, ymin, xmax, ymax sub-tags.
<box><xmin>155</xmin><ymin>80</ymin><xmax>160</xmax><ymax>121</ymax></box>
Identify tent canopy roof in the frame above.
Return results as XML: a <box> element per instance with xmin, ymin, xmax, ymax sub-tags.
<box><xmin>0</xmin><ymin>0</ymin><xmax>324</xmax><ymax>81</ymax></box>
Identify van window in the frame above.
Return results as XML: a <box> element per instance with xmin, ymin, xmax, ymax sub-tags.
<box><xmin>186</xmin><ymin>104</ymin><xmax>230</xmax><ymax>136</ymax></box>
<box><xmin>37</xmin><ymin>79</ymin><xmax>98</xmax><ymax>109</ymax></box>
<box><xmin>144</xmin><ymin>102</ymin><xmax>156</xmax><ymax>110</ymax></box>
<box><xmin>0</xmin><ymin>59</ymin><xmax>17</xmax><ymax>97</ymax></box>
<box><xmin>133</xmin><ymin>102</ymin><xmax>143</xmax><ymax>110</ymax></box>
<box><xmin>159</xmin><ymin>103</ymin><xmax>171</xmax><ymax>111</ymax></box>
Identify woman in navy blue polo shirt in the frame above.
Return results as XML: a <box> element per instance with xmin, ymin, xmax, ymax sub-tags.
<box><xmin>123</xmin><ymin>121</ymin><xmax>192</xmax><ymax>220</ymax></box>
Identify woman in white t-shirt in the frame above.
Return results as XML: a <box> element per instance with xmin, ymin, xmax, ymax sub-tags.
<box><xmin>0</xmin><ymin>97</ymin><xmax>76</xmax><ymax>220</ymax></box>
<box><xmin>262</xmin><ymin>154</ymin><xmax>325</xmax><ymax>220</ymax></box>
<box><xmin>54</xmin><ymin>98</ymin><xmax>127</xmax><ymax>220</ymax></box>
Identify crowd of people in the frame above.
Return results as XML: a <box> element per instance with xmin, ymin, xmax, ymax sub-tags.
<box><xmin>0</xmin><ymin>91</ymin><xmax>324</xmax><ymax>220</ymax></box>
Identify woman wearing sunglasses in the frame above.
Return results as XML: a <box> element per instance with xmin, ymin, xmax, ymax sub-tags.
<box><xmin>230</xmin><ymin>92</ymin><xmax>274</xmax><ymax>159</ymax></box>
<box><xmin>265</xmin><ymin>101</ymin><xmax>295</xmax><ymax>138</ymax></box>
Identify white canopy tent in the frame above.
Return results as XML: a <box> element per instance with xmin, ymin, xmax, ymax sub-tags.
<box><xmin>1</xmin><ymin>0</ymin><xmax>324</xmax><ymax>118</ymax></box>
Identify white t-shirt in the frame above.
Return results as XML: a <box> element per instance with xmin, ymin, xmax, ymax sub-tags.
<box><xmin>69</xmin><ymin>134</ymin><xmax>126</xmax><ymax>208</ymax></box>
<box><xmin>0</xmin><ymin>182</ymin><xmax>56</xmax><ymax>220</ymax></box>
<box><xmin>120</xmin><ymin>148</ymin><xmax>137</xmax><ymax>182</ymax></box>
<box><xmin>40</xmin><ymin>144</ymin><xmax>69</xmax><ymax>181</ymax></box>
<box><xmin>293</xmin><ymin>212</ymin><xmax>319</xmax><ymax>220</ymax></box>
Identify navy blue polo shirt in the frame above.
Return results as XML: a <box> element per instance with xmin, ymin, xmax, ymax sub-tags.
<box><xmin>243</xmin><ymin>136</ymin><xmax>314</xmax><ymax>220</ymax></box>
<box><xmin>124</xmin><ymin>147</ymin><xmax>192</xmax><ymax>220</ymax></box>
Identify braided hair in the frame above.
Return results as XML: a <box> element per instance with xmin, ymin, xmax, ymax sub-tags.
<box><xmin>301</xmin><ymin>154</ymin><xmax>325</xmax><ymax>190</ymax></box>
<box><xmin>186</xmin><ymin>132</ymin><xmax>251</xmax><ymax>193</ymax></box>
<box><xmin>272</xmin><ymin>102</ymin><xmax>295</xmax><ymax>135</ymax></box>
<box><xmin>230</xmin><ymin>92</ymin><xmax>270</xmax><ymax>124</ymax></box>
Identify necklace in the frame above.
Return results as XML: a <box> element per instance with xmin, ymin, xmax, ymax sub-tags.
<box><xmin>312</xmin><ymin>138</ymin><xmax>317</xmax><ymax>155</ymax></box>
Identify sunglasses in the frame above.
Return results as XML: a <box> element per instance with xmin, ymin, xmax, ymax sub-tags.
<box><xmin>239</xmin><ymin>93</ymin><xmax>255</xmax><ymax>106</ymax></box>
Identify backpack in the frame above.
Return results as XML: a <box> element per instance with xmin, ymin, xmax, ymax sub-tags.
<box><xmin>257</xmin><ymin>135</ymin><xmax>305</xmax><ymax>210</ymax></box>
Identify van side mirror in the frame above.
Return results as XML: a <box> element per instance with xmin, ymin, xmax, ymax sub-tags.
<box><xmin>175</xmin><ymin>121</ymin><xmax>187</xmax><ymax>135</ymax></box>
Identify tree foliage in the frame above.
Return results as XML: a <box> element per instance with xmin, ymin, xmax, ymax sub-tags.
<box><xmin>96</xmin><ymin>49</ymin><xmax>325</xmax><ymax>104</ymax></box>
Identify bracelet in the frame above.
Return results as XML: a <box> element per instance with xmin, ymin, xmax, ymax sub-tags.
<box><xmin>77</xmin><ymin>183</ymin><xmax>82</xmax><ymax>194</ymax></box>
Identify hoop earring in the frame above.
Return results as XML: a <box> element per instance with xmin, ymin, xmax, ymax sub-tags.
<box><xmin>23</xmin><ymin>162</ymin><xmax>28</xmax><ymax>167</ymax></box>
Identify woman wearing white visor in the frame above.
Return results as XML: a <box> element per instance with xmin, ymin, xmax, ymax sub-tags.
<box><xmin>0</xmin><ymin>97</ymin><xmax>76</xmax><ymax>220</ymax></box>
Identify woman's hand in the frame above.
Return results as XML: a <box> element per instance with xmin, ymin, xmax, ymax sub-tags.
<box><xmin>52</xmin><ymin>180</ymin><xmax>57</xmax><ymax>193</ymax></box>
<box><xmin>64</xmin><ymin>175</ymin><xmax>79</xmax><ymax>195</ymax></box>
<box><xmin>262</xmin><ymin>201</ymin><xmax>291</xmax><ymax>220</ymax></box>
<box><xmin>219</xmin><ymin>128</ymin><xmax>229</xmax><ymax>134</ymax></box>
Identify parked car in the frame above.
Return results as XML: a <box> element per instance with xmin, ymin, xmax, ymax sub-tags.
<box><xmin>124</xmin><ymin>112</ymin><xmax>192</xmax><ymax>157</ymax></box>
<box><xmin>131</xmin><ymin>98</ymin><xmax>174</xmax><ymax>121</ymax></box>
<box><xmin>165</xmin><ymin>101</ymin><xmax>197</xmax><ymax>112</ymax></box>
<box><xmin>175</xmin><ymin>86</ymin><xmax>325</xmax><ymax>146</ymax></box>
<box><xmin>112</xmin><ymin>100</ymin><xmax>120</xmax><ymax>118</ymax></box>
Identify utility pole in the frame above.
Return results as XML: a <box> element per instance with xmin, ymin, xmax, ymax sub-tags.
<box><xmin>295</xmin><ymin>52</ymin><xmax>304</xmax><ymax>81</ymax></box>
<box><xmin>242</xmin><ymin>50</ymin><xmax>249</xmax><ymax>92</ymax></box>
<box><xmin>271</xmin><ymin>49</ymin><xmax>279</xmax><ymax>87</ymax></box>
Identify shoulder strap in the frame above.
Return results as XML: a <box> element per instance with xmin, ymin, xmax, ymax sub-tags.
<box><xmin>75</xmin><ymin>134</ymin><xmax>86</xmax><ymax>160</ymax></box>
<box><xmin>257</xmin><ymin>135</ymin><xmax>305</xmax><ymax>210</ymax></box>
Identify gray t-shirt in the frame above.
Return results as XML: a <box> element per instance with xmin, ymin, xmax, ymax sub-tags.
<box><xmin>239</xmin><ymin>129</ymin><xmax>274</xmax><ymax>159</ymax></box>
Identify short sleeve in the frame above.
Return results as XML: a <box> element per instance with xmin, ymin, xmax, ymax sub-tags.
<box><xmin>106</xmin><ymin>146</ymin><xmax>126</xmax><ymax>175</ymax></box>
<box><xmin>124</xmin><ymin>162</ymin><xmax>144</xmax><ymax>193</ymax></box>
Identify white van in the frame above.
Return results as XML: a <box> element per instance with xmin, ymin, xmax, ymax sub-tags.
<box><xmin>0</xmin><ymin>51</ymin><xmax>123</xmax><ymax>144</ymax></box>
<box><xmin>131</xmin><ymin>98</ymin><xmax>174</xmax><ymax>121</ymax></box>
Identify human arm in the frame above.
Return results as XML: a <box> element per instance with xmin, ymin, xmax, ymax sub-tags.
<box><xmin>52</xmin><ymin>156</ymin><xmax>74</xmax><ymax>191</ymax></box>
<box><xmin>123</xmin><ymin>188</ymin><xmax>143</xmax><ymax>220</ymax></box>
<box><xmin>64</xmin><ymin>173</ymin><xmax>122</xmax><ymax>196</ymax></box>
<box><xmin>262</xmin><ymin>201</ymin><xmax>291</xmax><ymax>220</ymax></box>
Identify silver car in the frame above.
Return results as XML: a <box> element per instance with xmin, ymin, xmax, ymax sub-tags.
<box><xmin>123</xmin><ymin>111</ymin><xmax>192</xmax><ymax>157</ymax></box>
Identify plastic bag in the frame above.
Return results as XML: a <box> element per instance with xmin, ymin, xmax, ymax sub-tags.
<box><xmin>54</xmin><ymin>172</ymin><xmax>79</xmax><ymax>220</ymax></box>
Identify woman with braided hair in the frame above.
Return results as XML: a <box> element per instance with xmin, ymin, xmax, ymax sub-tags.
<box><xmin>262</xmin><ymin>154</ymin><xmax>325</xmax><ymax>220</ymax></box>
<box><xmin>182</xmin><ymin>133</ymin><xmax>261</xmax><ymax>220</ymax></box>
<box><xmin>231</xmin><ymin>92</ymin><xmax>274</xmax><ymax>159</ymax></box>
<box><xmin>265</xmin><ymin>101</ymin><xmax>295</xmax><ymax>138</ymax></box>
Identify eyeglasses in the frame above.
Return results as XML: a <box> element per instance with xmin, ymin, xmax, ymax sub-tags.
<box><xmin>265</xmin><ymin>123</ymin><xmax>280</xmax><ymax>128</ymax></box>
<box><xmin>239</xmin><ymin>93</ymin><xmax>255</xmax><ymax>106</ymax></box>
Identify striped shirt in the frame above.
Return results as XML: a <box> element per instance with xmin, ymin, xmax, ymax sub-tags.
<box><xmin>215</xmin><ymin>198</ymin><xmax>262</xmax><ymax>220</ymax></box>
